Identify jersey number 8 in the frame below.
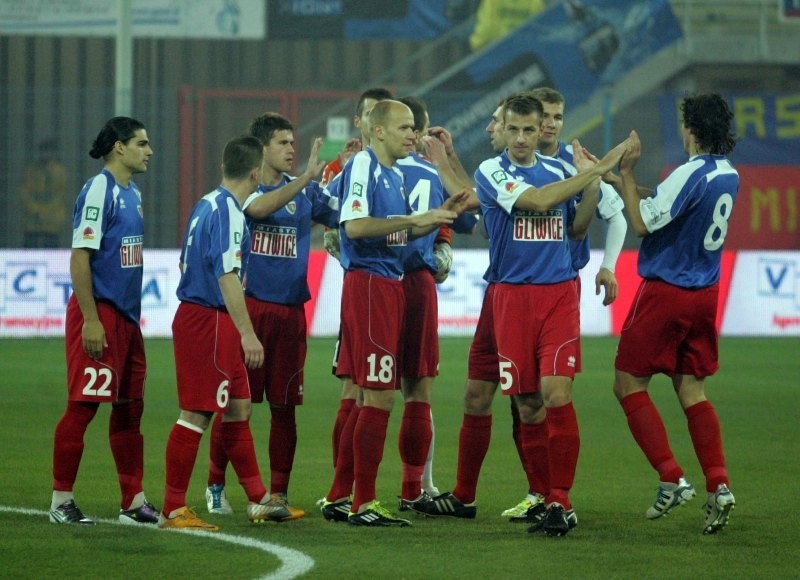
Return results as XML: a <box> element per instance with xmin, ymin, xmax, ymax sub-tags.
<box><xmin>703</xmin><ymin>193</ymin><xmax>734</xmax><ymax>251</ymax></box>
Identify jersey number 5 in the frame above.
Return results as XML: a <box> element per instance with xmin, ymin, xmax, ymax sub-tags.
<box><xmin>703</xmin><ymin>193</ymin><xmax>734</xmax><ymax>251</ymax></box>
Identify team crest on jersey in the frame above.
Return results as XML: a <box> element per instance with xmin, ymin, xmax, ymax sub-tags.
<box><xmin>353</xmin><ymin>183</ymin><xmax>364</xmax><ymax>197</ymax></box>
<box><xmin>491</xmin><ymin>170</ymin><xmax>508</xmax><ymax>185</ymax></box>
<box><xmin>85</xmin><ymin>206</ymin><xmax>100</xmax><ymax>221</ymax></box>
<box><xmin>351</xmin><ymin>200</ymin><xmax>362</xmax><ymax>213</ymax></box>
<box><xmin>82</xmin><ymin>227</ymin><xmax>95</xmax><ymax>240</ymax></box>
<box><xmin>285</xmin><ymin>201</ymin><xmax>297</xmax><ymax>215</ymax></box>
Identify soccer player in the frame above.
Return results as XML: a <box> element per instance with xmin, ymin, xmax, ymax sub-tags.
<box><xmin>323</xmin><ymin>89</ymin><xmax>394</xmax><ymax>480</ymax></box>
<box><xmin>613</xmin><ymin>93</ymin><xmax>738</xmax><ymax>534</ymax></box>
<box><xmin>502</xmin><ymin>86</ymin><xmax>628</xmax><ymax>523</ymax></box>
<box><xmin>50</xmin><ymin>116</ymin><xmax>159</xmax><ymax>526</ymax></box>
<box><xmin>412</xmin><ymin>95</ymin><xmax>630</xmax><ymax>537</ymax></box>
<box><xmin>322</xmin><ymin>100</ymin><xmax>461</xmax><ymax>527</ymax></box>
<box><xmin>395</xmin><ymin>95</ymin><xmax>478</xmax><ymax>510</ymax></box>
<box><xmin>161</xmin><ymin>136</ymin><xmax>291</xmax><ymax>531</ymax></box>
<box><xmin>204</xmin><ymin>113</ymin><xmax>334</xmax><ymax>519</ymax></box>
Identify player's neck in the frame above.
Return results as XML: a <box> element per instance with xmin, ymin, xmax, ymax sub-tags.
<box><xmin>221</xmin><ymin>178</ymin><xmax>257</xmax><ymax>206</ymax></box>
<box><xmin>539</xmin><ymin>143</ymin><xmax>559</xmax><ymax>157</ymax></box>
<box><xmin>261</xmin><ymin>167</ymin><xmax>283</xmax><ymax>187</ymax></box>
<box><xmin>371</xmin><ymin>143</ymin><xmax>399</xmax><ymax>169</ymax></box>
<box><xmin>105</xmin><ymin>163</ymin><xmax>133</xmax><ymax>188</ymax></box>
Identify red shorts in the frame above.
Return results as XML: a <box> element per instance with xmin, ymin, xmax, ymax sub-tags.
<box><xmin>401</xmin><ymin>268</ymin><xmax>439</xmax><ymax>379</ymax></box>
<box><xmin>337</xmin><ymin>270</ymin><xmax>404</xmax><ymax>390</ymax></box>
<box><xmin>469</xmin><ymin>280</ymin><xmax>580</xmax><ymax>395</ymax></box>
<box><xmin>65</xmin><ymin>296</ymin><xmax>146</xmax><ymax>402</ymax></box>
<box><xmin>616</xmin><ymin>279</ymin><xmax>720</xmax><ymax>378</ymax></box>
<box><xmin>172</xmin><ymin>302</ymin><xmax>251</xmax><ymax>413</ymax></box>
<box><xmin>246</xmin><ymin>297</ymin><xmax>306</xmax><ymax>406</ymax></box>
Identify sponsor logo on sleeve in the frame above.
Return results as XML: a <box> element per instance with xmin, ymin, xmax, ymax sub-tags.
<box><xmin>85</xmin><ymin>206</ymin><xmax>100</xmax><ymax>221</ymax></box>
<box><xmin>351</xmin><ymin>200</ymin><xmax>362</xmax><ymax>213</ymax></box>
<box><xmin>491</xmin><ymin>170</ymin><xmax>508</xmax><ymax>184</ymax></box>
<box><xmin>353</xmin><ymin>183</ymin><xmax>364</xmax><ymax>197</ymax></box>
<box><xmin>82</xmin><ymin>227</ymin><xmax>95</xmax><ymax>240</ymax></box>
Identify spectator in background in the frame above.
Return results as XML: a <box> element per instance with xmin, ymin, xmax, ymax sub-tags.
<box><xmin>469</xmin><ymin>0</ymin><xmax>546</xmax><ymax>51</ymax></box>
<box><xmin>21</xmin><ymin>138</ymin><xmax>70</xmax><ymax>248</ymax></box>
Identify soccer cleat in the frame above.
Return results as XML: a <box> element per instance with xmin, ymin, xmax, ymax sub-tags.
<box><xmin>119</xmin><ymin>501</ymin><xmax>160</xmax><ymax>525</ymax></box>
<box><xmin>527</xmin><ymin>503</ymin><xmax>572</xmax><ymax>536</ymax></box>
<box><xmin>408</xmin><ymin>491</ymin><xmax>477</xmax><ymax>519</ymax></box>
<box><xmin>160</xmin><ymin>507</ymin><xmax>219</xmax><ymax>531</ymax></box>
<box><xmin>247</xmin><ymin>497</ymin><xmax>295</xmax><ymax>523</ymax></box>
<box><xmin>527</xmin><ymin>505</ymin><xmax>578</xmax><ymax>533</ymax></box>
<box><xmin>506</xmin><ymin>493</ymin><xmax>546</xmax><ymax>521</ymax></box>
<box><xmin>703</xmin><ymin>483</ymin><xmax>735</xmax><ymax>535</ymax></box>
<box><xmin>49</xmin><ymin>500</ymin><xmax>95</xmax><ymax>525</ymax></box>
<box><xmin>398</xmin><ymin>491</ymin><xmax>433</xmax><ymax>512</ymax></box>
<box><xmin>205</xmin><ymin>484</ymin><xmax>234</xmax><ymax>515</ymax></box>
<box><xmin>321</xmin><ymin>498</ymin><xmax>352</xmax><ymax>522</ymax></box>
<box><xmin>646</xmin><ymin>477</ymin><xmax>696</xmax><ymax>519</ymax></box>
<box><xmin>269</xmin><ymin>493</ymin><xmax>305</xmax><ymax>521</ymax></box>
<box><xmin>348</xmin><ymin>501</ymin><xmax>412</xmax><ymax>527</ymax></box>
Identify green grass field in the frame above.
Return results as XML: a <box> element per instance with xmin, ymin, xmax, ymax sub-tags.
<box><xmin>1</xmin><ymin>336</ymin><xmax>798</xmax><ymax>579</ymax></box>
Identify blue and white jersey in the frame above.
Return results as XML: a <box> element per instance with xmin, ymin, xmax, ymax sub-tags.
<box><xmin>71</xmin><ymin>169</ymin><xmax>144</xmax><ymax>324</ymax></box>
<box><xmin>243</xmin><ymin>176</ymin><xmax>339</xmax><ymax>305</ymax></box>
<box><xmin>338</xmin><ymin>148</ymin><xmax>409</xmax><ymax>280</ymax></box>
<box><xmin>396</xmin><ymin>152</ymin><xmax>477</xmax><ymax>273</ymax></box>
<box><xmin>545</xmin><ymin>142</ymin><xmax>625</xmax><ymax>272</ymax></box>
<box><xmin>638</xmin><ymin>155</ymin><xmax>738</xmax><ymax>288</ymax></box>
<box><xmin>475</xmin><ymin>151</ymin><xmax>576</xmax><ymax>284</ymax></box>
<box><xmin>177</xmin><ymin>186</ymin><xmax>249</xmax><ymax>309</ymax></box>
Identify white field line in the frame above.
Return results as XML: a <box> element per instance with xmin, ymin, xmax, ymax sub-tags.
<box><xmin>0</xmin><ymin>505</ymin><xmax>315</xmax><ymax>580</ymax></box>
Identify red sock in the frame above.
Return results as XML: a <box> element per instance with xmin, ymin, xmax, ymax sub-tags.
<box><xmin>53</xmin><ymin>401</ymin><xmax>99</xmax><ymax>491</ymax></box>
<box><xmin>399</xmin><ymin>401</ymin><xmax>432</xmax><ymax>500</ymax></box>
<box><xmin>546</xmin><ymin>403</ymin><xmax>580</xmax><ymax>509</ymax></box>
<box><xmin>269</xmin><ymin>405</ymin><xmax>297</xmax><ymax>495</ymax></box>
<box><xmin>685</xmin><ymin>401</ymin><xmax>728</xmax><ymax>492</ymax></box>
<box><xmin>453</xmin><ymin>414</ymin><xmax>492</xmax><ymax>505</ymax></box>
<box><xmin>520</xmin><ymin>420</ymin><xmax>550</xmax><ymax>497</ymax></box>
<box><xmin>207</xmin><ymin>413</ymin><xmax>228</xmax><ymax>487</ymax></box>
<box><xmin>621</xmin><ymin>392</ymin><xmax>682</xmax><ymax>483</ymax></box>
<box><xmin>510</xmin><ymin>401</ymin><xmax>531</xmax><ymax>486</ymax></box>
<box><xmin>332</xmin><ymin>398</ymin><xmax>355</xmax><ymax>469</ymax></box>
<box><xmin>326</xmin><ymin>405</ymin><xmax>360</xmax><ymax>501</ymax></box>
<box><xmin>109</xmin><ymin>399</ymin><xmax>144</xmax><ymax>508</ymax></box>
<box><xmin>164</xmin><ymin>422</ymin><xmax>203</xmax><ymax>515</ymax></box>
<box><xmin>352</xmin><ymin>406</ymin><xmax>390</xmax><ymax>511</ymax></box>
<box><xmin>222</xmin><ymin>419</ymin><xmax>268</xmax><ymax>503</ymax></box>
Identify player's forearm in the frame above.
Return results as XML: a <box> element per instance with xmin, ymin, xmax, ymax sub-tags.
<box><xmin>570</xmin><ymin>181</ymin><xmax>600</xmax><ymax>240</ymax></box>
<box><xmin>516</xmin><ymin>167</ymin><xmax>604</xmax><ymax>213</ymax></box>
<box><xmin>343</xmin><ymin>216</ymin><xmax>413</xmax><ymax>240</ymax></box>
<box><xmin>600</xmin><ymin>210</ymin><xmax>627</xmax><ymax>272</ymax></box>
<box><xmin>245</xmin><ymin>179</ymin><xmax>309</xmax><ymax>219</ymax></box>
<box><xmin>218</xmin><ymin>272</ymin><xmax>257</xmax><ymax>339</ymax></box>
<box><xmin>619</xmin><ymin>170</ymin><xmax>649</xmax><ymax>237</ymax></box>
<box><xmin>69</xmin><ymin>248</ymin><xmax>100</xmax><ymax>322</ymax></box>
<box><xmin>447</xmin><ymin>150</ymin><xmax>473</xmax><ymax>194</ymax></box>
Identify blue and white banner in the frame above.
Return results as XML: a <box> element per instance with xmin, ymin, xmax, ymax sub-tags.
<box><xmin>0</xmin><ymin>0</ymin><xmax>264</xmax><ymax>39</ymax></box>
<box><xmin>427</xmin><ymin>0</ymin><xmax>683</xmax><ymax>171</ymax></box>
